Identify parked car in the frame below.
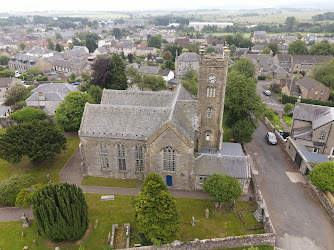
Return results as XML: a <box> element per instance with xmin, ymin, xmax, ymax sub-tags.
<box><xmin>266</xmin><ymin>132</ymin><xmax>277</xmax><ymax>145</ymax></box>
<box><xmin>263</xmin><ymin>90</ymin><xmax>271</xmax><ymax>96</ymax></box>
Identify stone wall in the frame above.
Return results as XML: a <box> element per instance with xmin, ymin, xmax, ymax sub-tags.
<box><xmin>0</xmin><ymin>117</ymin><xmax>16</xmax><ymax>128</ymax></box>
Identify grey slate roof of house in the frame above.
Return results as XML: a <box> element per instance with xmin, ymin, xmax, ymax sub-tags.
<box><xmin>80</xmin><ymin>85</ymin><xmax>197</xmax><ymax>141</ymax></box>
<box><xmin>245</xmin><ymin>54</ymin><xmax>273</xmax><ymax>72</ymax></box>
<box><xmin>168</xmin><ymin>78</ymin><xmax>182</xmax><ymax>84</ymax></box>
<box><xmin>95</xmin><ymin>47</ymin><xmax>107</xmax><ymax>53</ymax></box>
<box><xmin>31</xmin><ymin>82</ymin><xmax>75</xmax><ymax>95</ymax></box>
<box><xmin>194</xmin><ymin>154</ymin><xmax>249</xmax><ymax>179</ymax></box>
<box><xmin>300</xmin><ymin>150</ymin><xmax>329</xmax><ymax>163</ymax></box>
<box><xmin>293</xmin><ymin>103</ymin><xmax>329</xmax><ymax>122</ymax></box>
<box><xmin>26</xmin><ymin>92</ymin><xmax>67</xmax><ymax>101</ymax></box>
<box><xmin>66</xmin><ymin>47</ymin><xmax>88</xmax><ymax>58</ymax></box>
<box><xmin>293</xmin><ymin>55</ymin><xmax>332</xmax><ymax>64</ymax></box>
<box><xmin>296</xmin><ymin>77</ymin><xmax>321</xmax><ymax>90</ymax></box>
<box><xmin>276</xmin><ymin>54</ymin><xmax>292</xmax><ymax>62</ymax></box>
<box><xmin>157</xmin><ymin>69</ymin><xmax>171</xmax><ymax>76</ymax></box>
<box><xmin>254</xmin><ymin>31</ymin><xmax>266</xmax><ymax>37</ymax></box>
<box><xmin>53</xmin><ymin>59</ymin><xmax>70</xmax><ymax>68</ymax></box>
<box><xmin>27</xmin><ymin>47</ymin><xmax>52</xmax><ymax>55</ymax></box>
<box><xmin>251</xmin><ymin>44</ymin><xmax>266</xmax><ymax>51</ymax></box>
<box><xmin>312</xmin><ymin>108</ymin><xmax>334</xmax><ymax>129</ymax></box>
<box><xmin>139</xmin><ymin>66</ymin><xmax>159</xmax><ymax>75</ymax></box>
<box><xmin>176</xmin><ymin>52</ymin><xmax>200</xmax><ymax>63</ymax></box>
<box><xmin>136</xmin><ymin>47</ymin><xmax>155</xmax><ymax>51</ymax></box>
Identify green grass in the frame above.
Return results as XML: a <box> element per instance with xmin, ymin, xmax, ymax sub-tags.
<box><xmin>269</xmin><ymin>114</ymin><xmax>283</xmax><ymax>131</ymax></box>
<box><xmin>81</xmin><ymin>176</ymin><xmax>139</xmax><ymax>188</ymax></box>
<box><xmin>0</xmin><ymin>195</ymin><xmax>264</xmax><ymax>250</ymax></box>
<box><xmin>240</xmin><ymin>211</ymin><xmax>264</xmax><ymax>229</ymax></box>
<box><xmin>283</xmin><ymin>115</ymin><xmax>292</xmax><ymax>127</ymax></box>
<box><xmin>0</xmin><ymin>137</ymin><xmax>79</xmax><ymax>184</ymax></box>
<box><xmin>222</xmin><ymin>246</ymin><xmax>274</xmax><ymax>250</ymax></box>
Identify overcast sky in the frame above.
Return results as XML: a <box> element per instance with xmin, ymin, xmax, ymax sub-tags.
<box><xmin>2</xmin><ymin>0</ymin><xmax>334</xmax><ymax>12</ymax></box>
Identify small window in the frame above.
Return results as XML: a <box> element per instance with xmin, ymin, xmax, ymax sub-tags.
<box><xmin>318</xmin><ymin>131</ymin><xmax>326</xmax><ymax>141</ymax></box>
<box><xmin>163</xmin><ymin>147</ymin><xmax>175</xmax><ymax>172</ymax></box>
<box><xmin>320</xmin><ymin>91</ymin><xmax>324</xmax><ymax>95</ymax></box>
<box><xmin>199</xmin><ymin>176</ymin><xmax>208</xmax><ymax>184</ymax></box>
<box><xmin>315</xmin><ymin>91</ymin><xmax>318</xmax><ymax>94</ymax></box>
<box><xmin>206</xmin><ymin>131</ymin><xmax>211</xmax><ymax>141</ymax></box>
<box><xmin>313</xmin><ymin>148</ymin><xmax>320</xmax><ymax>153</ymax></box>
<box><xmin>207</xmin><ymin>107</ymin><xmax>212</xmax><ymax>118</ymax></box>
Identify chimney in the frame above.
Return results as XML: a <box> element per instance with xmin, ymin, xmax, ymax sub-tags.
<box><xmin>38</xmin><ymin>92</ymin><xmax>45</xmax><ymax>101</ymax></box>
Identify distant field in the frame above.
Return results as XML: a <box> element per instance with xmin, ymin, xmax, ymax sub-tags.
<box><xmin>8</xmin><ymin>11</ymin><xmax>130</xmax><ymax>19</ymax></box>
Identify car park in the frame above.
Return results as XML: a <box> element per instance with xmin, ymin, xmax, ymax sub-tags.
<box><xmin>266</xmin><ymin>132</ymin><xmax>277</xmax><ymax>145</ymax></box>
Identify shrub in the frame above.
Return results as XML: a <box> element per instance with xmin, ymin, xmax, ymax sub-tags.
<box><xmin>264</xmin><ymin>108</ymin><xmax>275</xmax><ymax>121</ymax></box>
<box><xmin>281</xmin><ymin>94</ymin><xmax>297</xmax><ymax>104</ymax></box>
<box><xmin>308</xmin><ymin>162</ymin><xmax>334</xmax><ymax>192</ymax></box>
<box><xmin>31</xmin><ymin>183</ymin><xmax>89</xmax><ymax>241</ymax></box>
<box><xmin>269</xmin><ymin>82</ymin><xmax>280</xmax><ymax>93</ymax></box>
<box><xmin>15</xmin><ymin>188</ymin><xmax>31</xmax><ymax>208</ymax></box>
<box><xmin>284</xmin><ymin>103</ymin><xmax>294</xmax><ymax>114</ymax></box>
<box><xmin>257</xmin><ymin>75</ymin><xmax>266</xmax><ymax>80</ymax></box>
<box><xmin>0</xmin><ymin>175</ymin><xmax>37</xmax><ymax>206</ymax></box>
<box><xmin>9</xmin><ymin>107</ymin><xmax>47</xmax><ymax>123</ymax></box>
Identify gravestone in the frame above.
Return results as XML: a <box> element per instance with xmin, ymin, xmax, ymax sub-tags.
<box><xmin>107</xmin><ymin>232</ymin><xmax>111</xmax><ymax>245</ymax></box>
<box><xmin>22</xmin><ymin>232</ymin><xmax>24</xmax><ymax>237</ymax></box>
<box><xmin>253</xmin><ymin>203</ymin><xmax>265</xmax><ymax>223</ymax></box>
<box><xmin>33</xmin><ymin>240</ymin><xmax>37</xmax><ymax>246</ymax></box>
<box><xmin>110</xmin><ymin>224</ymin><xmax>118</xmax><ymax>246</ymax></box>
<box><xmin>124</xmin><ymin>223</ymin><xmax>131</xmax><ymax>248</ymax></box>
<box><xmin>47</xmin><ymin>174</ymin><xmax>51</xmax><ymax>183</ymax></box>
<box><xmin>21</xmin><ymin>213</ymin><xmax>30</xmax><ymax>228</ymax></box>
<box><xmin>23</xmin><ymin>247</ymin><xmax>29</xmax><ymax>250</ymax></box>
<box><xmin>191</xmin><ymin>216</ymin><xmax>199</xmax><ymax>226</ymax></box>
<box><xmin>101</xmin><ymin>195</ymin><xmax>115</xmax><ymax>201</ymax></box>
<box><xmin>232</xmin><ymin>200</ymin><xmax>235</xmax><ymax>210</ymax></box>
<box><xmin>205</xmin><ymin>209</ymin><xmax>209</xmax><ymax>219</ymax></box>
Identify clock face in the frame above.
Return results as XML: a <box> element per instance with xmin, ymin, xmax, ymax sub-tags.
<box><xmin>208</xmin><ymin>75</ymin><xmax>217</xmax><ymax>83</ymax></box>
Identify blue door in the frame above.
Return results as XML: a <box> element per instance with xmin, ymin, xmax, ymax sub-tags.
<box><xmin>166</xmin><ymin>175</ymin><xmax>172</xmax><ymax>187</ymax></box>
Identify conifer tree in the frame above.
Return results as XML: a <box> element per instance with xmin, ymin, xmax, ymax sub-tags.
<box><xmin>31</xmin><ymin>183</ymin><xmax>88</xmax><ymax>241</ymax></box>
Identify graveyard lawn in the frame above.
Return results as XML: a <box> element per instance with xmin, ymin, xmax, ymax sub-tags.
<box><xmin>81</xmin><ymin>176</ymin><xmax>139</xmax><ymax>188</ymax></box>
<box><xmin>0</xmin><ymin>137</ymin><xmax>79</xmax><ymax>184</ymax></box>
<box><xmin>0</xmin><ymin>194</ymin><xmax>264</xmax><ymax>249</ymax></box>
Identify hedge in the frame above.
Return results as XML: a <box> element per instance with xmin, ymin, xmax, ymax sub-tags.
<box><xmin>282</xmin><ymin>94</ymin><xmax>334</xmax><ymax>107</ymax></box>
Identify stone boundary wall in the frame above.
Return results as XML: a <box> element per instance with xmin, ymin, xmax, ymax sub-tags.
<box><xmin>261</xmin><ymin>119</ymin><xmax>334</xmax><ymax>222</ymax></box>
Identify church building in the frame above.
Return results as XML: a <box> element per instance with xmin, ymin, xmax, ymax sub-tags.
<box><xmin>79</xmin><ymin>47</ymin><xmax>250</xmax><ymax>192</ymax></box>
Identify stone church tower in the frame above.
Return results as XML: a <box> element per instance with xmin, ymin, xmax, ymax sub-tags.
<box><xmin>196</xmin><ymin>46</ymin><xmax>230</xmax><ymax>151</ymax></box>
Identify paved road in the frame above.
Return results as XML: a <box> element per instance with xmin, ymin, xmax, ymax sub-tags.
<box><xmin>257</xmin><ymin>79</ymin><xmax>284</xmax><ymax>112</ymax></box>
<box><xmin>245</xmin><ymin>122</ymin><xmax>334</xmax><ymax>250</ymax></box>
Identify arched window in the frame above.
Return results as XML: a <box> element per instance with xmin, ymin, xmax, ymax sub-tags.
<box><xmin>207</xmin><ymin>107</ymin><xmax>212</xmax><ymax>118</ymax></box>
<box><xmin>135</xmin><ymin>145</ymin><xmax>144</xmax><ymax>172</ymax></box>
<box><xmin>206</xmin><ymin>87</ymin><xmax>216</xmax><ymax>97</ymax></box>
<box><xmin>98</xmin><ymin>142</ymin><xmax>110</xmax><ymax>169</ymax></box>
<box><xmin>117</xmin><ymin>144</ymin><xmax>126</xmax><ymax>170</ymax></box>
<box><xmin>163</xmin><ymin>147</ymin><xmax>175</xmax><ymax>172</ymax></box>
<box><xmin>206</xmin><ymin>131</ymin><xmax>211</xmax><ymax>141</ymax></box>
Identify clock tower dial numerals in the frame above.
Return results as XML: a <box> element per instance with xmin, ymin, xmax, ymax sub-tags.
<box><xmin>208</xmin><ymin>75</ymin><xmax>217</xmax><ymax>83</ymax></box>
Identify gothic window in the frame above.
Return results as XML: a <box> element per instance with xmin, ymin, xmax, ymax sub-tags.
<box><xmin>206</xmin><ymin>87</ymin><xmax>216</xmax><ymax>97</ymax></box>
<box><xmin>117</xmin><ymin>143</ymin><xmax>126</xmax><ymax>170</ymax></box>
<box><xmin>206</xmin><ymin>131</ymin><xmax>211</xmax><ymax>141</ymax></box>
<box><xmin>135</xmin><ymin>145</ymin><xmax>144</xmax><ymax>172</ymax></box>
<box><xmin>163</xmin><ymin>147</ymin><xmax>175</xmax><ymax>172</ymax></box>
<box><xmin>318</xmin><ymin>131</ymin><xmax>326</xmax><ymax>141</ymax></box>
<box><xmin>207</xmin><ymin>107</ymin><xmax>212</xmax><ymax>118</ymax></box>
<box><xmin>98</xmin><ymin>142</ymin><xmax>110</xmax><ymax>170</ymax></box>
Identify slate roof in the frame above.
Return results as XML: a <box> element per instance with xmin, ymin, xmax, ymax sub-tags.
<box><xmin>157</xmin><ymin>69</ymin><xmax>171</xmax><ymax>77</ymax></box>
<box><xmin>31</xmin><ymin>82</ymin><xmax>75</xmax><ymax>95</ymax></box>
<box><xmin>53</xmin><ymin>59</ymin><xmax>70</xmax><ymax>68</ymax></box>
<box><xmin>80</xmin><ymin>85</ymin><xmax>197</xmax><ymax>141</ymax></box>
<box><xmin>176</xmin><ymin>52</ymin><xmax>200</xmax><ymax>63</ymax></box>
<box><xmin>0</xmin><ymin>78</ymin><xmax>16</xmax><ymax>88</ymax></box>
<box><xmin>139</xmin><ymin>66</ymin><xmax>159</xmax><ymax>75</ymax></box>
<box><xmin>168</xmin><ymin>78</ymin><xmax>182</xmax><ymax>84</ymax></box>
<box><xmin>276</xmin><ymin>54</ymin><xmax>292</xmax><ymax>62</ymax></box>
<box><xmin>313</xmin><ymin>108</ymin><xmax>334</xmax><ymax>129</ymax></box>
<box><xmin>27</xmin><ymin>47</ymin><xmax>52</xmax><ymax>55</ymax></box>
<box><xmin>66</xmin><ymin>47</ymin><xmax>88</xmax><ymax>58</ymax></box>
<box><xmin>246</xmin><ymin>54</ymin><xmax>273</xmax><ymax>72</ymax></box>
<box><xmin>194</xmin><ymin>154</ymin><xmax>249</xmax><ymax>179</ymax></box>
<box><xmin>293</xmin><ymin>55</ymin><xmax>332</xmax><ymax>64</ymax></box>
<box><xmin>95</xmin><ymin>47</ymin><xmax>107</xmax><ymax>54</ymax></box>
<box><xmin>293</xmin><ymin>103</ymin><xmax>329</xmax><ymax>122</ymax></box>
<box><xmin>296</xmin><ymin>77</ymin><xmax>321</xmax><ymax>90</ymax></box>
<box><xmin>300</xmin><ymin>150</ymin><xmax>329</xmax><ymax>163</ymax></box>
<box><xmin>26</xmin><ymin>92</ymin><xmax>67</xmax><ymax>102</ymax></box>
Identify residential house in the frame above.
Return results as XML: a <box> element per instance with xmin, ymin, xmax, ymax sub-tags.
<box><xmin>272</xmin><ymin>64</ymin><xmax>289</xmax><ymax>79</ymax></box>
<box><xmin>273</xmin><ymin>54</ymin><xmax>292</xmax><ymax>72</ymax></box>
<box><xmin>291</xmin><ymin>55</ymin><xmax>332</xmax><ymax>73</ymax></box>
<box><xmin>157</xmin><ymin>69</ymin><xmax>174</xmax><ymax>82</ymax></box>
<box><xmin>26</xmin><ymin>47</ymin><xmax>53</xmax><ymax>58</ymax></box>
<box><xmin>135</xmin><ymin>47</ymin><xmax>157</xmax><ymax>57</ymax></box>
<box><xmin>176</xmin><ymin>37</ymin><xmax>190</xmax><ymax>47</ymax></box>
<box><xmin>25</xmin><ymin>82</ymin><xmax>77</xmax><ymax>114</ymax></box>
<box><xmin>281</xmin><ymin>78</ymin><xmax>301</xmax><ymax>97</ymax></box>
<box><xmin>296</xmin><ymin>77</ymin><xmax>330</xmax><ymax>101</ymax></box>
<box><xmin>175</xmin><ymin>52</ymin><xmax>200</xmax><ymax>78</ymax></box>
<box><xmin>290</xmin><ymin>102</ymin><xmax>334</xmax><ymax>156</ymax></box>
<box><xmin>93</xmin><ymin>47</ymin><xmax>108</xmax><ymax>56</ymax></box>
<box><xmin>278</xmin><ymin>44</ymin><xmax>289</xmax><ymax>54</ymax></box>
<box><xmin>0</xmin><ymin>78</ymin><xmax>22</xmax><ymax>102</ymax></box>
<box><xmin>252</xmin><ymin>31</ymin><xmax>267</xmax><ymax>43</ymax></box>
<box><xmin>251</xmin><ymin>44</ymin><xmax>266</xmax><ymax>54</ymax></box>
<box><xmin>8</xmin><ymin>54</ymin><xmax>52</xmax><ymax>73</ymax></box>
<box><xmin>245</xmin><ymin>54</ymin><xmax>273</xmax><ymax>76</ymax></box>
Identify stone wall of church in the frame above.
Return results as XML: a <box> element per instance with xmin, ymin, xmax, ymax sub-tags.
<box><xmin>146</xmin><ymin>127</ymin><xmax>195</xmax><ymax>191</ymax></box>
<box><xmin>80</xmin><ymin>136</ymin><xmax>146</xmax><ymax>180</ymax></box>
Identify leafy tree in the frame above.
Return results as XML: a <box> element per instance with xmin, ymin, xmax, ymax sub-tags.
<box><xmin>261</xmin><ymin>47</ymin><xmax>271</xmax><ymax>54</ymax></box>
<box><xmin>203</xmin><ymin>174</ymin><xmax>242</xmax><ymax>206</ymax></box>
<box><xmin>55</xmin><ymin>32</ymin><xmax>62</xmax><ymax>40</ymax></box>
<box><xmin>285</xmin><ymin>16</ymin><xmax>297</xmax><ymax>32</ymax></box>
<box><xmin>181</xmin><ymin>69</ymin><xmax>198</xmax><ymax>96</ymax></box>
<box><xmin>55</xmin><ymin>91</ymin><xmax>94</xmax><ymax>130</ymax></box>
<box><xmin>309</xmin><ymin>40</ymin><xmax>332</xmax><ymax>55</ymax></box>
<box><xmin>267</xmin><ymin>43</ymin><xmax>279</xmax><ymax>55</ymax></box>
<box><xmin>141</xmin><ymin>172</ymin><xmax>168</xmax><ymax>191</ymax></box>
<box><xmin>230</xmin><ymin>119</ymin><xmax>256</xmax><ymax>143</ymax></box>
<box><xmin>4</xmin><ymin>84</ymin><xmax>29</xmax><ymax>107</ymax></box>
<box><xmin>288</xmin><ymin>39</ymin><xmax>308</xmax><ymax>55</ymax></box>
<box><xmin>15</xmin><ymin>188</ymin><xmax>31</xmax><ymax>208</ymax></box>
<box><xmin>134</xmin><ymin>175</ymin><xmax>180</xmax><ymax>245</ymax></box>
<box><xmin>86</xmin><ymin>38</ymin><xmax>98</xmax><ymax>53</ymax></box>
<box><xmin>229</xmin><ymin>44</ymin><xmax>236</xmax><ymax>55</ymax></box>
<box><xmin>70</xmin><ymin>72</ymin><xmax>76</xmax><ymax>82</ymax></box>
<box><xmin>0</xmin><ymin>120</ymin><xmax>66</xmax><ymax>165</ymax></box>
<box><xmin>31</xmin><ymin>183</ymin><xmax>88</xmax><ymax>241</ymax></box>
<box><xmin>110</xmin><ymin>54</ymin><xmax>127</xmax><ymax>90</ymax></box>
<box><xmin>9</xmin><ymin>107</ymin><xmax>47</xmax><ymax>123</ymax></box>
<box><xmin>163</xmin><ymin>45</ymin><xmax>183</xmax><ymax>61</ymax></box>
<box><xmin>47</xmin><ymin>38</ymin><xmax>55</xmax><ymax>51</ymax></box>
<box><xmin>0</xmin><ymin>55</ymin><xmax>10</xmax><ymax>65</ymax></box>
<box><xmin>230</xmin><ymin>58</ymin><xmax>256</xmax><ymax>78</ymax></box>
<box><xmin>88</xmin><ymin>85</ymin><xmax>103</xmax><ymax>103</ymax></box>
<box><xmin>188</xmin><ymin>42</ymin><xmax>200</xmax><ymax>54</ymax></box>
<box><xmin>224</xmin><ymin>71</ymin><xmax>265</xmax><ymax>143</ymax></box>
<box><xmin>55</xmin><ymin>43</ymin><xmax>62</xmax><ymax>52</ymax></box>
<box><xmin>0</xmin><ymin>175</ymin><xmax>36</xmax><ymax>206</ymax></box>
<box><xmin>112</xmin><ymin>28</ymin><xmax>122</xmax><ymax>39</ymax></box>
<box><xmin>28</xmin><ymin>67</ymin><xmax>40</xmax><ymax>76</ymax></box>
<box><xmin>308</xmin><ymin>161</ymin><xmax>334</xmax><ymax>192</ymax></box>
<box><xmin>81</xmin><ymin>72</ymin><xmax>91</xmax><ymax>83</ymax></box>
<box><xmin>284</xmin><ymin>103</ymin><xmax>294</xmax><ymax>114</ymax></box>
<box><xmin>19</xmin><ymin>42</ymin><xmax>26</xmax><ymax>51</ymax></box>
<box><xmin>91</xmin><ymin>56</ymin><xmax>112</xmax><ymax>88</ymax></box>
<box><xmin>269</xmin><ymin>82</ymin><xmax>280</xmax><ymax>93</ymax></box>
<box><xmin>141</xmin><ymin>74</ymin><xmax>166</xmax><ymax>91</ymax></box>
<box><xmin>312</xmin><ymin>59</ymin><xmax>334</xmax><ymax>89</ymax></box>
<box><xmin>147</xmin><ymin>36</ymin><xmax>162</xmax><ymax>49</ymax></box>
<box><xmin>162</xmin><ymin>60</ymin><xmax>174</xmax><ymax>70</ymax></box>
<box><xmin>205</xmin><ymin>46</ymin><xmax>215</xmax><ymax>53</ymax></box>
<box><xmin>264</xmin><ymin>108</ymin><xmax>275</xmax><ymax>121</ymax></box>
<box><xmin>127</xmin><ymin>53</ymin><xmax>134</xmax><ymax>63</ymax></box>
